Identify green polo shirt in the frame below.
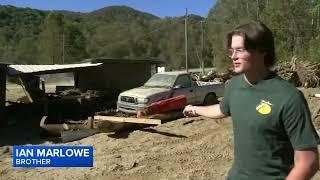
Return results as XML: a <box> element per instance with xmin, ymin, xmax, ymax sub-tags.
<box><xmin>220</xmin><ymin>73</ymin><xmax>320</xmax><ymax>180</ymax></box>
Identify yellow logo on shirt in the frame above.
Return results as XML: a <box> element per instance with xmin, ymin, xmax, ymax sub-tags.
<box><xmin>256</xmin><ymin>100</ymin><xmax>272</xmax><ymax>115</ymax></box>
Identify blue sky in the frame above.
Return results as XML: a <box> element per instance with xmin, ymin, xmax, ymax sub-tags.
<box><xmin>0</xmin><ymin>0</ymin><xmax>217</xmax><ymax>18</ymax></box>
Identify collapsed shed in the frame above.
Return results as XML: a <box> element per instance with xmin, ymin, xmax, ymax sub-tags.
<box><xmin>1</xmin><ymin>58</ymin><xmax>164</xmax><ymax>126</ymax></box>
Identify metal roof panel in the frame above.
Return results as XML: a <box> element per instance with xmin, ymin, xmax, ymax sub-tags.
<box><xmin>8</xmin><ymin>63</ymin><xmax>102</xmax><ymax>76</ymax></box>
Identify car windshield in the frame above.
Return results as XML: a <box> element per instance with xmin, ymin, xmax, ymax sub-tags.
<box><xmin>144</xmin><ymin>74</ymin><xmax>176</xmax><ymax>88</ymax></box>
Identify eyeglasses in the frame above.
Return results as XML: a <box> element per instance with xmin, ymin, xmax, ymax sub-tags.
<box><xmin>227</xmin><ymin>48</ymin><xmax>247</xmax><ymax>57</ymax></box>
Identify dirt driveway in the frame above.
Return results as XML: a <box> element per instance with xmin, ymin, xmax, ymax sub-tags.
<box><xmin>1</xmin><ymin>88</ymin><xmax>320</xmax><ymax>180</ymax></box>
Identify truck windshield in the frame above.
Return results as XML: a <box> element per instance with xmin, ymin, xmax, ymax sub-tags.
<box><xmin>144</xmin><ymin>74</ymin><xmax>176</xmax><ymax>87</ymax></box>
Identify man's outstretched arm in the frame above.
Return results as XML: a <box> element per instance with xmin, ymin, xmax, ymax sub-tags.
<box><xmin>183</xmin><ymin>104</ymin><xmax>227</xmax><ymax>119</ymax></box>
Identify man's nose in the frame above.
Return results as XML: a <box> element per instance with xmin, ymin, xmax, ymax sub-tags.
<box><xmin>231</xmin><ymin>52</ymin><xmax>238</xmax><ymax>60</ymax></box>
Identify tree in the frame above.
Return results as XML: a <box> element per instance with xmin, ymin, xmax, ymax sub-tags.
<box><xmin>207</xmin><ymin>0</ymin><xmax>317</xmax><ymax>68</ymax></box>
<box><xmin>15</xmin><ymin>37</ymin><xmax>38</xmax><ymax>64</ymax></box>
<box><xmin>63</xmin><ymin>23</ymin><xmax>88</xmax><ymax>63</ymax></box>
<box><xmin>0</xmin><ymin>26</ymin><xmax>15</xmax><ymax>62</ymax></box>
<box><xmin>38</xmin><ymin>12</ymin><xmax>64</xmax><ymax>64</ymax></box>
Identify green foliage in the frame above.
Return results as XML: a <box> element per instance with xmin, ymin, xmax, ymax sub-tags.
<box><xmin>207</xmin><ymin>0</ymin><xmax>320</xmax><ymax>68</ymax></box>
<box><xmin>38</xmin><ymin>12</ymin><xmax>65</xmax><ymax>64</ymax></box>
<box><xmin>87</xmin><ymin>6</ymin><xmax>159</xmax><ymax>23</ymax></box>
<box><xmin>0</xmin><ymin>5</ymin><xmax>47</xmax><ymax>62</ymax></box>
<box><xmin>3</xmin><ymin>2</ymin><xmax>320</xmax><ymax>70</ymax></box>
<box><xmin>16</xmin><ymin>37</ymin><xmax>39</xmax><ymax>64</ymax></box>
<box><xmin>0</xmin><ymin>5</ymin><xmax>212</xmax><ymax>70</ymax></box>
<box><xmin>308</xmin><ymin>35</ymin><xmax>320</xmax><ymax>62</ymax></box>
<box><xmin>63</xmin><ymin>23</ymin><xmax>88</xmax><ymax>63</ymax></box>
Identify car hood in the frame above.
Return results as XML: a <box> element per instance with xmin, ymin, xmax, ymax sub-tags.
<box><xmin>120</xmin><ymin>86</ymin><xmax>171</xmax><ymax>98</ymax></box>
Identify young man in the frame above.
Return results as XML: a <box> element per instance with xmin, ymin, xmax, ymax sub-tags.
<box><xmin>183</xmin><ymin>21</ymin><xmax>320</xmax><ymax>180</ymax></box>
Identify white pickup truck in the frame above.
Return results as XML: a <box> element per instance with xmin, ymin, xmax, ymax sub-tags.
<box><xmin>117</xmin><ymin>71</ymin><xmax>225</xmax><ymax>114</ymax></box>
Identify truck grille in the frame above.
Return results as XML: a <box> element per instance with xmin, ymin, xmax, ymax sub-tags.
<box><xmin>120</xmin><ymin>96</ymin><xmax>136</xmax><ymax>103</ymax></box>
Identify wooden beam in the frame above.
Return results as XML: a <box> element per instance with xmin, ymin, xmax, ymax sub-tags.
<box><xmin>18</xmin><ymin>77</ymin><xmax>33</xmax><ymax>103</ymax></box>
<box><xmin>94</xmin><ymin>116</ymin><xmax>161</xmax><ymax>125</ymax></box>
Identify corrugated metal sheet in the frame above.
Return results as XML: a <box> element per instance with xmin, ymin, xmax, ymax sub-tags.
<box><xmin>8</xmin><ymin>63</ymin><xmax>102</xmax><ymax>76</ymax></box>
<box><xmin>84</xmin><ymin>57</ymin><xmax>165</xmax><ymax>64</ymax></box>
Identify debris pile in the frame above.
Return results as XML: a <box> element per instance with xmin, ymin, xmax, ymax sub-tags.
<box><xmin>273</xmin><ymin>61</ymin><xmax>301</xmax><ymax>87</ymax></box>
<box><xmin>192</xmin><ymin>68</ymin><xmax>236</xmax><ymax>83</ymax></box>
<box><xmin>274</xmin><ymin>58</ymin><xmax>320</xmax><ymax>88</ymax></box>
<box><xmin>193</xmin><ymin>59</ymin><xmax>320</xmax><ymax>88</ymax></box>
<box><xmin>296</xmin><ymin>63</ymin><xmax>320</xmax><ymax>88</ymax></box>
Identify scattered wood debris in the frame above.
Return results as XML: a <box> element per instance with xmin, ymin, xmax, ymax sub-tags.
<box><xmin>192</xmin><ymin>58</ymin><xmax>320</xmax><ymax>88</ymax></box>
<box><xmin>191</xmin><ymin>68</ymin><xmax>236</xmax><ymax>83</ymax></box>
<box><xmin>274</xmin><ymin>57</ymin><xmax>320</xmax><ymax>88</ymax></box>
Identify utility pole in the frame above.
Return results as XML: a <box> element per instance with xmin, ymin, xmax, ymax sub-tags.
<box><xmin>246</xmin><ymin>2</ymin><xmax>250</xmax><ymax>17</ymax></box>
<box><xmin>256</xmin><ymin>0</ymin><xmax>260</xmax><ymax>19</ymax></box>
<box><xmin>62</xmin><ymin>32</ymin><xmax>65</xmax><ymax>64</ymax></box>
<box><xmin>185</xmin><ymin>8</ymin><xmax>188</xmax><ymax>72</ymax></box>
<box><xmin>317</xmin><ymin>6</ymin><xmax>320</xmax><ymax>30</ymax></box>
<box><xmin>201</xmin><ymin>20</ymin><xmax>205</xmax><ymax>75</ymax></box>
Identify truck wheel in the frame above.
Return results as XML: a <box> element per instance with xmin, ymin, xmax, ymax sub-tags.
<box><xmin>203</xmin><ymin>93</ymin><xmax>219</xmax><ymax>105</ymax></box>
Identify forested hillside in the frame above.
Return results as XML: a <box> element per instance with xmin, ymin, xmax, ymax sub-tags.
<box><xmin>207</xmin><ymin>0</ymin><xmax>320</xmax><ymax>68</ymax></box>
<box><xmin>0</xmin><ymin>5</ymin><xmax>208</xmax><ymax>70</ymax></box>
<box><xmin>1</xmin><ymin>1</ymin><xmax>320</xmax><ymax>70</ymax></box>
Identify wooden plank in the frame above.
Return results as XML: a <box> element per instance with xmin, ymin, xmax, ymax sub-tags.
<box><xmin>18</xmin><ymin>77</ymin><xmax>33</xmax><ymax>103</ymax></box>
<box><xmin>94</xmin><ymin>116</ymin><xmax>161</xmax><ymax>125</ymax></box>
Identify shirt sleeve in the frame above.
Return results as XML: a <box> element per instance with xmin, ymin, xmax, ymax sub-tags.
<box><xmin>219</xmin><ymin>80</ymin><xmax>231</xmax><ymax>116</ymax></box>
<box><xmin>282</xmin><ymin>90</ymin><xmax>320</xmax><ymax>150</ymax></box>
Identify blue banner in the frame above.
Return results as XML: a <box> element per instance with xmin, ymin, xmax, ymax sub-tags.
<box><xmin>13</xmin><ymin>146</ymin><xmax>93</xmax><ymax>167</ymax></box>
